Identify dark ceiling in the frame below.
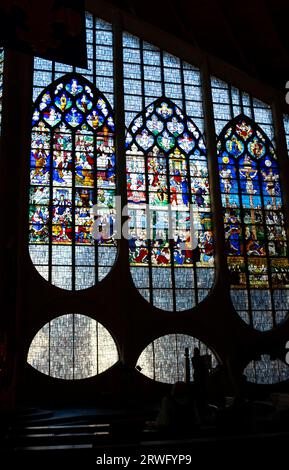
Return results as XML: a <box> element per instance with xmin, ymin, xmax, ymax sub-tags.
<box><xmin>106</xmin><ymin>0</ymin><xmax>289</xmax><ymax>92</ymax></box>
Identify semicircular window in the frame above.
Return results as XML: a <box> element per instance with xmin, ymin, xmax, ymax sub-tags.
<box><xmin>217</xmin><ymin>115</ymin><xmax>289</xmax><ymax>330</ymax></box>
<box><xmin>27</xmin><ymin>314</ymin><xmax>119</xmax><ymax>380</ymax></box>
<box><xmin>244</xmin><ymin>355</ymin><xmax>289</xmax><ymax>384</ymax></box>
<box><xmin>126</xmin><ymin>98</ymin><xmax>215</xmax><ymax>311</ymax></box>
<box><xmin>136</xmin><ymin>334</ymin><xmax>218</xmax><ymax>384</ymax></box>
<box><xmin>29</xmin><ymin>74</ymin><xmax>116</xmax><ymax>290</ymax></box>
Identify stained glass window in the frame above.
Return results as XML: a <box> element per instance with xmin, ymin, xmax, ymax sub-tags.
<box><xmin>0</xmin><ymin>48</ymin><xmax>4</xmax><ymax>133</ymax></box>
<box><xmin>244</xmin><ymin>355</ymin><xmax>289</xmax><ymax>384</ymax></box>
<box><xmin>29</xmin><ymin>74</ymin><xmax>116</xmax><ymax>290</ymax></box>
<box><xmin>29</xmin><ymin>14</ymin><xmax>117</xmax><ymax>290</ymax></box>
<box><xmin>218</xmin><ymin>115</ymin><xmax>289</xmax><ymax>330</ymax></box>
<box><xmin>123</xmin><ymin>33</ymin><xmax>214</xmax><ymax>311</ymax></box>
<box><xmin>27</xmin><ymin>314</ymin><xmax>118</xmax><ymax>380</ymax></box>
<box><xmin>137</xmin><ymin>334</ymin><xmax>217</xmax><ymax>384</ymax></box>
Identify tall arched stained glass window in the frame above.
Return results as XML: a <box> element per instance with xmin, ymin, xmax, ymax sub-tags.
<box><xmin>27</xmin><ymin>314</ymin><xmax>119</xmax><ymax>380</ymax></box>
<box><xmin>126</xmin><ymin>98</ymin><xmax>214</xmax><ymax>311</ymax></box>
<box><xmin>0</xmin><ymin>47</ymin><xmax>4</xmax><ymax>133</ymax></box>
<box><xmin>244</xmin><ymin>355</ymin><xmax>289</xmax><ymax>384</ymax></box>
<box><xmin>218</xmin><ymin>115</ymin><xmax>289</xmax><ymax>330</ymax></box>
<box><xmin>137</xmin><ymin>334</ymin><xmax>218</xmax><ymax>384</ymax></box>
<box><xmin>29</xmin><ymin>74</ymin><xmax>116</xmax><ymax>290</ymax></box>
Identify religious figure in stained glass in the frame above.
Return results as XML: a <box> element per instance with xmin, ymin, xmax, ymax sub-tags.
<box><xmin>29</xmin><ymin>74</ymin><xmax>117</xmax><ymax>290</ymax></box>
<box><xmin>218</xmin><ymin>115</ymin><xmax>289</xmax><ymax>330</ymax></box>
<box><xmin>126</xmin><ymin>97</ymin><xmax>214</xmax><ymax>311</ymax></box>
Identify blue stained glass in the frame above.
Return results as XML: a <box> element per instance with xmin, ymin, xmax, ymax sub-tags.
<box><xmin>231</xmin><ymin>87</ymin><xmax>241</xmax><ymax>105</ymax></box>
<box><xmin>211</xmin><ymin>76</ymin><xmax>228</xmax><ymax>88</ymax></box>
<box><xmin>123</xmin><ymin>48</ymin><xmax>141</xmax><ymax>64</ymax></box>
<box><xmin>184</xmin><ymin>85</ymin><xmax>202</xmax><ymax>102</ymax></box>
<box><xmin>164</xmin><ymin>67</ymin><xmax>181</xmax><ymax>83</ymax></box>
<box><xmin>143</xmin><ymin>41</ymin><xmax>159</xmax><ymax>51</ymax></box>
<box><xmin>125</xmin><ymin>95</ymin><xmax>143</xmax><ymax>111</ymax></box>
<box><xmin>183</xmin><ymin>68</ymin><xmax>201</xmax><ymax>85</ymax></box>
<box><xmin>33</xmin><ymin>71</ymin><xmax>53</xmax><ymax>88</ymax></box>
<box><xmin>87</xmin><ymin>44</ymin><xmax>93</xmax><ymax>59</ymax></box>
<box><xmin>123</xmin><ymin>63</ymin><xmax>141</xmax><ymax>79</ymax></box>
<box><xmin>76</xmin><ymin>60</ymin><xmax>94</xmax><ymax>75</ymax></box>
<box><xmin>215</xmin><ymin>119</ymin><xmax>227</xmax><ymax>134</ymax></box>
<box><xmin>96</xmin><ymin>76</ymin><xmax>114</xmax><ymax>94</ymax></box>
<box><xmin>163</xmin><ymin>53</ymin><xmax>180</xmax><ymax>68</ymax></box>
<box><xmin>95</xmin><ymin>18</ymin><xmax>112</xmax><ymax>31</ymax></box>
<box><xmin>86</xmin><ymin>29</ymin><xmax>93</xmax><ymax>44</ymax></box>
<box><xmin>96</xmin><ymin>45</ymin><xmax>113</xmax><ymax>61</ymax></box>
<box><xmin>65</xmin><ymin>108</ymin><xmax>83</xmax><ymax>127</ymax></box>
<box><xmin>212</xmin><ymin>88</ymin><xmax>230</xmax><ymax>103</ymax></box>
<box><xmin>142</xmin><ymin>50</ymin><xmax>161</xmax><ymax>66</ymax></box>
<box><xmin>213</xmin><ymin>103</ymin><xmax>231</xmax><ymax>121</ymax></box>
<box><xmin>96</xmin><ymin>30</ymin><xmax>113</xmax><ymax>45</ymax></box>
<box><xmin>125</xmin><ymin>112</ymin><xmax>136</xmax><ymax>128</ymax></box>
<box><xmin>144</xmin><ymin>81</ymin><xmax>162</xmax><ymax>97</ymax></box>
<box><xmin>218</xmin><ymin>116</ymin><xmax>289</xmax><ymax>331</ymax></box>
<box><xmin>242</xmin><ymin>93</ymin><xmax>251</xmax><ymax>106</ymax></box>
<box><xmin>30</xmin><ymin>72</ymin><xmax>116</xmax><ymax>290</ymax></box>
<box><xmin>55</xmin><ymin>62</ymin><xmax>73</xmax><ymax>73</ymax></box>
<box><xmin>124</xmin><ymin>79</ymin><xmax>142</xmax><ymax>95</ymax></box>
<box><xmin>126</xmin><ymin>97</ymin><xmax>214</xmax><ymax>312</ymax></box>
<box><xmin>85</xmin><ymin>12</ymin><xmax>93</xmax><ymax>29</ymax></box>
<box><xmin>65</xmin><ymin>79</ymin><xmax>83</xmax><ymax>95</ymax></box>
<box><xmin>143</xmin><ymin>66</ymin><xmax>161</xmax><ymax>81</ymax></box>
<box><xmin>55</xmin><ymin>92</ymin><xmax>72</xmax><ymax>111</ymax></box>
<box><xmin>165</xmin><ymin>83</ymin><xmax>182</xmax><ymax>99</ymax></box>
<box><xmin>34</xmin><ymin>57</ymin><xmax>53</xmax><ymax>70</ymax></box>
<box><xmin>122</xmin><ymin>33</ymin><xmax>140</xmax><ymax>48</ymax></box>
<box><xmin>253</xmin><ymin>97</ymin><xmax>270</xmax><ymax>109</ymax></box>
<box><xmin>233</xmin><ymin>106</ymin><xmax>241</xmax><ymax>116</ymax></box>
<box><xmin>242</xmin><ymin>106</ymin><xmax>252</xmax><ymax>118</ymax></box>
<box><xmin>254</xmin><ymin>107</ymin><xmax>273</xmax><ymax>125</ymax></box>
<box><xmin>193</xmin><ymin>118</ymin><xmax>205</xmax><ymax>133</ymax></box>
<box><xmin>283</xmin><ymin>114</ymin><xmax>289</xmax><ymax>134</ymax></box>
<box><xmin>96</xmin><ymin>60</ymin><xmax>114</xmax><ymax>76</ymax></box>
<box><xmin>185</xmin><ymin>101</ymin><xmax>203</xmax><ymax>118</ymax></box>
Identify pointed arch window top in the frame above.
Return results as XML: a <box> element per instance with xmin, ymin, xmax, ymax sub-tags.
<box><xmin>218</xmin><ymin>115</ymin><xmax>276</xmax><ymax>164</ymax></box>
<box><xmin>29</xmin><ymin>73</ymin><xmax>117</xmax><ymax>291</ymax></box>
<box><xmin>32</xmin><ymin>74</ymin><xmax>115</xmax><ymax>132</ymax></box>
<box><xmin>126</xmin><ymin>98</ymin><xmax>206</xmax><ymax>157</ymax></box>
<box><xmin>218</xmin><ymin>114</ymin><xmax>288</xmax><ymax>331</ymax></box>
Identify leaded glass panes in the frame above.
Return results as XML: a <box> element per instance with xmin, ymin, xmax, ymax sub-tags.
<box><xmin>137</xmin><ymin>334</ymin><xmax>217</xmax><ymax>384</ymax></box>
<box><xmin>123</xmin><ymin>34</ymin><xmax>214</xmax><ymax>311</ymax></box>
<box><xmin>27</xmin><ymin>314</ymin><xmax>119</xmax><ymax>380</ymax></box>
<box><xmin>244</xmin><ymin>355</ymin><xmax>289</xmax><ymax>384</ymax></box>
<box><xmin>211</xmin><ymin>77</ymin><xmax>275</xmax><ymax>140</ymax></box>
<box><xmin>29</xmin><ymin>74</ymin><xmax>116</xmax><ymax>290</ymax></box>
<box><xmin>29</xmin><ymin>15</ymin><xmax>116</xmax><ymax>290</ymax></box>
<box><xmin>218</xmin><ymin>115</ymin><xmax>289</xmax><ymax>330</ymax></box>
<box><xmin>126</xmin><ymin>98</ymin><xmax>214</xmax><ymax>311</ymax></box>
<box><xmin>33</xmin><ymin>14</ymin><xmax>114</xmax><ymax>105</ymax></box>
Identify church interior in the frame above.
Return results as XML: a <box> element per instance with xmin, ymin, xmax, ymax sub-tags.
<box><xmin>1</xmin><ymin>0</ymin><xmax>289</xmax><ymax>464</ymax></box>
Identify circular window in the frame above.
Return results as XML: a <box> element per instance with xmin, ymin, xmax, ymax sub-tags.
<box><xmin>27</xmin><ymin>314</ymin><xmax>119</xmax><ymax>380</ymax></box>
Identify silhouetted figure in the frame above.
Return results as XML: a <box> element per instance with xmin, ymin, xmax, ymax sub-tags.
<box><xmin>191</xmin><ymin>347</ymin><xmax>209</xmax><ymax>414</ymax></box>
<box><xmin>156</xmin><ymin>381</ymin><xmax>199</xmax><ymax>435</ymax></box>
